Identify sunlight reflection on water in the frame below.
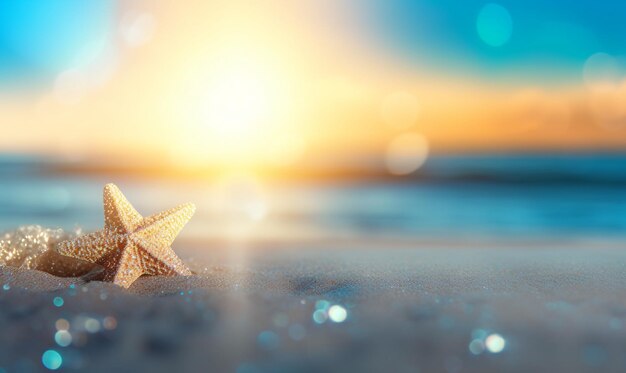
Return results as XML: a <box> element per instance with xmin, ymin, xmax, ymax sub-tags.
<box><xmin>3</xmin><ymin>155</ymin><xmax>626</xmax><ymax>243</ymax></box>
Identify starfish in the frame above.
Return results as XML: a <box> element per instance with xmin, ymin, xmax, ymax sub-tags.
<box><xmin>56</xmin><ymin>183</ymin><xmax>194</xmax><ymax>288</ymax></box>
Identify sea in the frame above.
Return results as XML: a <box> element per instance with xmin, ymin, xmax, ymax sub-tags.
<box><xmin>2</xmin><ymin>153</ymin><xmax>626</xmax><ymax>243</ymax></box>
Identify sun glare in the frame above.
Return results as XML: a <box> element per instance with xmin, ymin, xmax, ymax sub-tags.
<box><xmin>204</xmin><ymin>66</ymin><xmax>272</xmax><ymax>140</ymax></box>
<box><xmin>172</xmin><ymin>50</ymin><xmax>300</xmax><ymax>169</ymax></box>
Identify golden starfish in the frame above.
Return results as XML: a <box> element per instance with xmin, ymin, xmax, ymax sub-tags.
<box><xmin>56</xmin><ymin>183</ymin><xmax>194</xmax><ymax>288</ymax></box>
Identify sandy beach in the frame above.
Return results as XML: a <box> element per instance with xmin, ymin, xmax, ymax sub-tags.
<box><xmin>2</xmin><ymin>243</ymin><xmax>626</xmax><ymax>372</ymax></box>
<box><xmin>4</xmin><ymin>0</ymin><xmax>626</xmax><ymax>371</ymax></box>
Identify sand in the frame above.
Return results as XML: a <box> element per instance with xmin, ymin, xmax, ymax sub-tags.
<box><xmin>2</xmin><ymin>244</ymin><xmax>626</xmax><ymax>373</ymax></box>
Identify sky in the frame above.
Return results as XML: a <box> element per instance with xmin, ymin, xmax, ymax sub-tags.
<box><xmin>351</xmin><ymin>0</ymin><xmax>626</xmax><ymax>84</ymax></box>
<box><xmin>1</xmin><ymin>0</ymin><xmax>626</xmax><ymax>174</ymax></box>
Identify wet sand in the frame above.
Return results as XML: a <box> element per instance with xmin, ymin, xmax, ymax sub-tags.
<box><xmin>2</xmin><ymin>245</ymin><xmax>626</xmax><ymax>372</ymax></box>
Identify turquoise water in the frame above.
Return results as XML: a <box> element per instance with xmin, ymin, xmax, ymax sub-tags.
<box><xmin>2</xmin><ymin>154</ymin><xmax>626</xmax><ymax>241</ymax></box>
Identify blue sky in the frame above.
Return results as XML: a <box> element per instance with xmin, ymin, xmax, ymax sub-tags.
<box><xmin>346</xmin><ymin>0</ymin><xmax>626</xmax><ymax>84</ymax></box>
<box><xmin>0</xmin><ymin>0</ymin><xmax>114</xmax><ymax>87</ymax></box>
<box><xmin>1</xmin><ymin>0</ymin><xmax>625</xmax><ymax>88</ymax></box>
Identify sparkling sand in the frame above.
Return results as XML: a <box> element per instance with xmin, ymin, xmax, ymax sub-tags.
<box><xmin>2</xmin><ymin>241</ymin><xmax>626</xmax><ymax>372</ymax></box>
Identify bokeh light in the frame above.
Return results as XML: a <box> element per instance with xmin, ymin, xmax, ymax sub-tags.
<box><xmin>52</xmin><ymin>296</ymin><xmax>64</xmax><ymax>307</ymax></box>
<box><xmin>583</xmin><ymin>52</ymin><xmax>621</xmax><ymax>87</ymax></box>
<box><xmin>54</xmin><ymin>330</ymin><xmax>72</xmax><ymax>347</ymax></box>
<box><xmin>312</xmin><ymin>309</ymin><xmax>328</xmax><ymax>324</ymax></box>
<box><xmin>476</xmin><ymin>3</ymin><xmax>512</xmax><ymax>47</ymax></box>
<box><xmin>41</xmin><ymin>350</ymin><xmax>62</xmax><ymax>370</ymax></box>
<box><xmin>469</xmin><ymin>339</ymin><xmax>485</xmax><ymax>355</ymax></box>
<box><xmin>485</xmin><ymin>333</ymin><xmax>506</xmax><ymax>353</ymax></box>
<box><xmin>55</xmin><ymin>319</ymin><xmax>70</xmax><ymax>331</ymax></box>
<box><xmin>84</xmin><ymin>317</ymin><xmax>101</xmax><ymax>333</ymax></box>
<box><xmin>103</xmin><ymin>316</ymin><xmax>118</xmax><ymax>330</ymax></box>
<box><xmin>328</xmin><ymin>305</ymin><xmax>348</xmax><ymax>323</ymax></box>
<box><xmin>385</xmin><ymin>132</ymin><xmax>429</xmax><ymax>175</ymax></box>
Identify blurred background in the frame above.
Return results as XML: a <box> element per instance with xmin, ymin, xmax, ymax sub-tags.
<box><xmin>2</xmin><ymin>0</ymin><xmax>626</xmax><ymax>246</ymax></box>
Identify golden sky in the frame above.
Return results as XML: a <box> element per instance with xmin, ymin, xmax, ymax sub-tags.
<box><xmin>1</xmin><ymin>0</ymin><xmax>626</xmax><ymax>173</ymax></box>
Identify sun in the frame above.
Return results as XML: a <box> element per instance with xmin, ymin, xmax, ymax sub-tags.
<box><xmin>172</xmin><ymin>49</ymin><xmax>300</xmax><ymax>167</ymax></box>
<box><xmin>203</xmin><ymin>64</ymin><xmax>273</xmax><ymax>141</ymax></box>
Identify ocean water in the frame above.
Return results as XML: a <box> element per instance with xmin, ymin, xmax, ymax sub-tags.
<box><xmin>1</xmin><ymin>154</ymin><xmax>626</xmax><ymax>242</ymax></box>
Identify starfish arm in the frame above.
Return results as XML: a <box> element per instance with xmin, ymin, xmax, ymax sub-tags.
<box><xmin>103</xmin><ymin>183</ymin><xmax>143</xmax><ymax>233</ymax></box>
<box><xmin>54</xmin><ymin>184</ymin><xmax>196</xmax><ymax>288</ymax></box>
<box><xmin>136</xmin><ymin>245</ymin><xmax>192</xmax><ymax>276</ymax></box>
<box><xmin>56</xmin><ymin>230</ymin><xmax>121</xmax><ymax>264</ymax></box>
<box><xmin>134</xmin><ymin>203</ymin><xmax>195</xmax><ymax>248</ymax></box>
<box><xmin>31</xmin><ymin>249</ymin><xmax>97</xmax><ymax>277</ymax></box>
<box><xmin>100</xmin><ymin>243</ymin><xmax>143</xmax><ymax>288</ymax></box>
